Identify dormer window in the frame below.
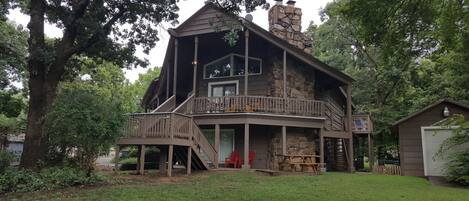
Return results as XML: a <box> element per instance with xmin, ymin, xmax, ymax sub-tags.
<box><xmin>204</xmin><ymin>53</ymin><xmax>262</xmax><ymax>79</ymax></box>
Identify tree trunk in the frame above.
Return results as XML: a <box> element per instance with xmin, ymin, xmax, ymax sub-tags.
<box><xmin>20</xmin><ymin>0</ymin><xmax>48</xmax><ymax>170</ymax></box>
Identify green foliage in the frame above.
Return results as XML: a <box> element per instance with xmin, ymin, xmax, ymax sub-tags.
<box><xmin>44</xmin><ymin>61</ymin><xmax>128</xmax><ymax>172</ymax></box>
<box><xmin>0</xmin><ymin>20</ymin><xmax>27</xmax><ymax>89</ymax></box>
<box><xmin>127</xmin><ymin>67</ymin><xmax>161</xmax><ymax>112</ymax></box>
<box><xmin>444</xmin><ymin>151</ymin><xmax>469</xmax><ymax>186</ymax></box>
<box><xmin>308</xmin><ymin>0</ymin><xmax>469</xmax><ymax>159</ymax></box>
<box><xmin>436</xmin><ymin>114</ymin><xmax>469</xmax><ymax>185</ymax></box>
<box><xmin>119</xmin><ymin>157</ymin><xmax>137</xmax><ymax>165</ymax></box>
<box><xmin>0</xmin><ymin>150</ymin><xmax>12</xmax><ymax>174</ymax></box>
<box><xmin>0</xmin><ymin>167</ymin><xmax>104</xmax><ymax>194</ymax></box>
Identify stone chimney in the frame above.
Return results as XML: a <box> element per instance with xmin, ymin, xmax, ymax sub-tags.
<box><xmin>269</xmin><ymin>0</ymin><xmax>313</xmax><ymax>54</ymax></box>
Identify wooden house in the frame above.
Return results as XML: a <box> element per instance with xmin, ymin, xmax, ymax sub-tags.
<box><xmin>117</xmin><ymin>1</ymin><xmax>373</xmax><ymax>176</ymax></box>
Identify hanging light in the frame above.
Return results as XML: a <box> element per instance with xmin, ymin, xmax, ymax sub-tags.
<box><xmin>443</xmin><ymin>106</ymin><xmax>450</xmax><ymax>117</ymax></box>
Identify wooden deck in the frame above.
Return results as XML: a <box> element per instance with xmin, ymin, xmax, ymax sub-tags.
<box><xmin>116</xmin><ymin>95</ymin><xmax>367</xmax><ymax>176</ymax></box>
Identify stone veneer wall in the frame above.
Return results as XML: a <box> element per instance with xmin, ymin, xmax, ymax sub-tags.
<box><xmin>268</xmin><ymin>4</ymin><xmax>313</xmax><ymax>54</ymax></box>
<box><xmin>268</xmin><ymin>127</ymin><xmax>319</xmax><ymax>170</ymax></box>
<box><xmin>267</xmin><ymin>58</ymin><xmax>315</xmax><ymax>99</ymax></box>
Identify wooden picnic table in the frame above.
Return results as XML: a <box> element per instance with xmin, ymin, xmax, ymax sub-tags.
<box><xmin>278</xmin><ymin>154</ymin><xmax>322</xmax><ymax>174</ymax></box>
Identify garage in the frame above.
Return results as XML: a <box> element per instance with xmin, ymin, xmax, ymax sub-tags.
<box><xmin>392</xmin><ymin>99</ymin><xmax>469</xmax><ymax>176</ymax></box>
<box><xmin>421</xmin><ymin>127</ymin><xmax>468</xmax><ymax>176</ymax></box>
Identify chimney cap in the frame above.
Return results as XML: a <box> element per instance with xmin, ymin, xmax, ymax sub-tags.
<box><xmin>286</xmin><ymin>0</ymin><xmax>296</xmax><ymax>5</ymax></box>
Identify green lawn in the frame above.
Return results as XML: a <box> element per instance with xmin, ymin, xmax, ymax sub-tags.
<box><xmin>4</xmin><ymin>171</ymin><xmax>469</xmax><ymax>201</ymax></box>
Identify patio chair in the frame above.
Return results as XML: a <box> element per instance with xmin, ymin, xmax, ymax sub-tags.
<box><xmin>225</xmin><ymin>150</ymin><xmax>242</xmax><ymax>168</ymax></box>
<box><xmin>240</xmin><ymin>151</ymin><xmax>256</xmax><ymax>167</ymax></box>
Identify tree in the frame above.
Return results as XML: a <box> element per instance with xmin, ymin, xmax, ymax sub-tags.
<box><xmin>308</xmin><ymin>0</ymin><xmax>469</xmax><ymax>162</ymax></box>
<box><xmin>5</xmin><ymin>0</ymin><xmax>269</xmax><ymax>170</ymax></box>
<box><xmin>44</xmin><ymin>60</ymin><xmax>128</xmax><ymax>172</ymax></box>
<box><xmin>127</xmin><ymin>67</ymin><xmax>161</xmax><ymax>112</ymax></box>
<box><xmin>0</xmin><ymin>18</ymin><xmax>27</xmax><ymax>150</ymax></box>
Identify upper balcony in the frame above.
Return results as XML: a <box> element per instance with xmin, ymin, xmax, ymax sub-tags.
<box><xmin>191</xmin><ymin>96</ymin><xmax>325</xmax><ymax>117</ymax></box>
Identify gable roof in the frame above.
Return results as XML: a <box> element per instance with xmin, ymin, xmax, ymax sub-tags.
<box><xmin>392</xmin><ymin>99</ymin><xmax>469</xmax><ymax>127</ymax></box>
<box><xmin>170</xmin><ymin>3</ymin><xmax>354</xmax><ymax>84</ymax></box>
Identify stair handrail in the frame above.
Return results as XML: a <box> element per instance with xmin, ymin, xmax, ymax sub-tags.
<box><xmin>152</xmin><ymin>95</ymin><xmax>176</xmax><ymax>113</ymax></box>
<box><xmin>191</xmin><ymin>121</ymin><xmax>217</xmax><ymax>164</ymax></box>
<box><xmin>173</xmin><ymin>94</ymin><xmax>194</xmax><ymax>114</ymax></box>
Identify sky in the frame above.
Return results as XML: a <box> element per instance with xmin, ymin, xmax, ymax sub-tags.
<box><xmin>7</xmin><ymin>0</ymin><xmax>331</xmax><ymax>82</ymax></box>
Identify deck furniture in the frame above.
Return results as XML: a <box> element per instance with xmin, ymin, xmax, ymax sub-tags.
<box><xmin>279</xmin><ymin>154</ymin><xmax>321</xmax><ymax>174</ymax></box>
<box><xmin>225</xmin><ymin>150</ymin><xmax>242</xmax><ymax>168</ymax></box>
<box><xmin>240</xmin><ymin>151</ymin><xmax>256</xmax><ymax>167</ymax></box>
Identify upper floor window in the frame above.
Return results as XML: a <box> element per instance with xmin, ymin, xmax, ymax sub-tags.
<box><xmin>204</xmin><ymin>53</ymin><xmax>262</xmax><ymax>79</ymax></box>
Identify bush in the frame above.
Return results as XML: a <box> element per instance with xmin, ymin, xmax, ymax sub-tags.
<box><xmin>445</xmin><ymin>151</ymin><xmax>469</xmax><ymax>186</ymax></box>
<box><xmin>0</xmin><ymin>167</ymin><xmax>104</xmax><ymax>194</ymax></box>
<box><xmin>0</xmin><ymin>150</ymin><xmax>12</xmax><ymax>174</ymax></box>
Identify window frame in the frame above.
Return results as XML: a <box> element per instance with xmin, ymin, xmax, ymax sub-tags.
<box><xmin>208</xmin><ymin>80</ymin><xmax>239</xmax><ymax>97</ymax></box>
<box><xmin>203</xmin><ymin>53</ymin><xmax>262</xmax><ymax>79</ymax></box>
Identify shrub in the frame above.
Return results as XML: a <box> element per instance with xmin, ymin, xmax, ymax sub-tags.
<box><xmin>0</xmin><ymin>150</ymin><xmax>12</xmax><ymax>174</ymax></box>
<box><xmin>0</xmin><ymin>167</ymin><xmax>104</xmax><ymax>194</ymax></box>
<box><xmin>445</xmin><ymin>151</ymin><xmax>469</xmax><ymax>186</ymax></box>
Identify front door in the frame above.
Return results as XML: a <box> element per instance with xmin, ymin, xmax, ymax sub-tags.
<box><xmin>201</xmin><ymin>128</ymin><xmax>235</xmax><ymax>164</ymax></box>
<box><xmin>219</xmin><ymin>129</ymin><xmax>235</xmax><ymax>163</ymax></box>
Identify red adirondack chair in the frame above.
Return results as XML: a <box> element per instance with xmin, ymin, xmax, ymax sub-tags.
<box><xmin>240</xmin><ymin>151</ymin><xmax>256</xmax><ymax>167</ymax></box>
<box><xmin>225</xmin><ymin>150</ymin><xmax>241</xmax><ymax>168</ymax></box>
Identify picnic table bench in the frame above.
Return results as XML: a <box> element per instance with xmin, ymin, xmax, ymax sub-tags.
<box><xmin>278</xmin><ymin>154</ymin><xmax>323</xmax><ymax>174</ymax></box>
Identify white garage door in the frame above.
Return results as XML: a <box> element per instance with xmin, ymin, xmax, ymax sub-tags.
<box><xmin>421</xmin><ymin>126</ymin><xmax>467</xmax><ymax>176</ymax></box>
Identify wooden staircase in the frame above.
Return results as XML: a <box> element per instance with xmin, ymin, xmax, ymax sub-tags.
<box><xmin>118</xmin><ymin>94</ymin><xmax>217</xmax><ymax>172</ymax></box>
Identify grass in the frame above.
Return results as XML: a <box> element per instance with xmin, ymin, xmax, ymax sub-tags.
<box><xmin>4</xmin><ymin>171</ymin><xmax>469</xmax><ymax>201</ymax></box>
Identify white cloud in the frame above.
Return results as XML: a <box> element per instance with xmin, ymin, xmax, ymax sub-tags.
<box><xmin>7</xmin><ymin>0</ymin><xmax>331</xmax><ymax>82</ymax></box>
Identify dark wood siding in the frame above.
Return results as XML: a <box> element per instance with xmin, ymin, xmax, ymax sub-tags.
<box><xmin>176</xmin><ymin>7</ymin><xmax>234</xmax><ymax>37</ymax></box>
<box><xmin>398</xmin><ymin>103</ymin><xmax>469</xmax><ymax>176</ymax></box>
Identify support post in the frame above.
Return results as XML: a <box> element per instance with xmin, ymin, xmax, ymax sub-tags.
<box><xmin>166</xmin><ymin>63</ymin><xmax>169</xmax><ymax>100</ymax></box>
<box><xmin>319</xmin><ymin>130</ymin><xmax>325</xmax><ymax>168</ymax></box>
<box><xmin>214</xmin><ymin>124</ymin><xmax>220</xmax><ymax>168</ymax></box>
<box><xmin>114</xmin><ymin>145</ymin><xmax>120</xmax><ymax>172</ymax></box>
<box><xmin>346</xmin><ymin>84</ymin><xmax>354</xmax><ymax>172</ymax></box>
<box><xmin>139</xmin><ymin>145</ymin><xmax>146</xmax><ymax>175</ymax></box>
<box><xmin>167</xmin><ymin>144</ymin><xmax>174</xmax><ymax>177</ymax></box>
<box><xmin>159</xmin><ymin>146</ymin><xmax>168</xmax><ymax>175</ymax></box>
<box><xmin>192</xmin><ymin>36</ymin><xmax>198</xmax><ymax>94</ymax></box>
<box><xmin>173</xmin><ymin>39</ymin><xmax>179</xmax><ymax>96</ymax></box>
<box><xmin>282</xmin><ymin>126</ymin><xmax>287</xmax><ymax>155</ymax></box>
<box><xmin>243</xmin><ymin>123</ymin><xmax>250</xmax><ymax>169</ymax></box>
<box><xmin>244</xmin><ymin>30</ymin><xmax>249</xmax><ymax>96</ymax></box>
<box><xmin>187</xmin><ymin>146</ymin><xmax>192</xmax><ymax>175</ymax></box>
<box><xmin>283</xmin><ymin>50</ymin><xmax>287</xmax><ymax>98</ymax></box>
<box><xmin>368</xmin><ymin>133</ymin><xmax>373</xmax><ymax>170</ymax></box>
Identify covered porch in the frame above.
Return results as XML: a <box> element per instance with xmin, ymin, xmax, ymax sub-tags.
<box><xmin>195</xmin><ymin>114</ymin><xmax>327</xmax><ymax>172</ymax></box>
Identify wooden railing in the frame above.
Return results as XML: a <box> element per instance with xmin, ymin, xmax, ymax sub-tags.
<box><xmin>351</xmin><ymin>114</ymin><xmax>373</xmax><ymax>133</ymax></box>
<box><xmin>173</xmin><ymin>94</ymin><xmax>194</xmax><ymax>114</ymax></box>
<box><xmin>152</xmin><ymin>95</ymin><xmax>176</xmax><ymax>113</ymax></box>
<box><xmin>193</xmin><ymin>96</ymin><xmax>324</xmax><ymax>117</ymax></box>
<box><xmin>121</xmin><ymin>111</ymin><xmax>217</xmax><ymax>166</ymax></box>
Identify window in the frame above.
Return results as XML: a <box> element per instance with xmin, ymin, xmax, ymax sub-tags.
<box><xmin>204</xmin><ymin>53</ymin><xmax>262</xmax><ymax>79</ymax></box>
<box><xmin>208</xmin><ymin>80</ymin><xmax>239</xmax><ymax>97</ymax></box>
